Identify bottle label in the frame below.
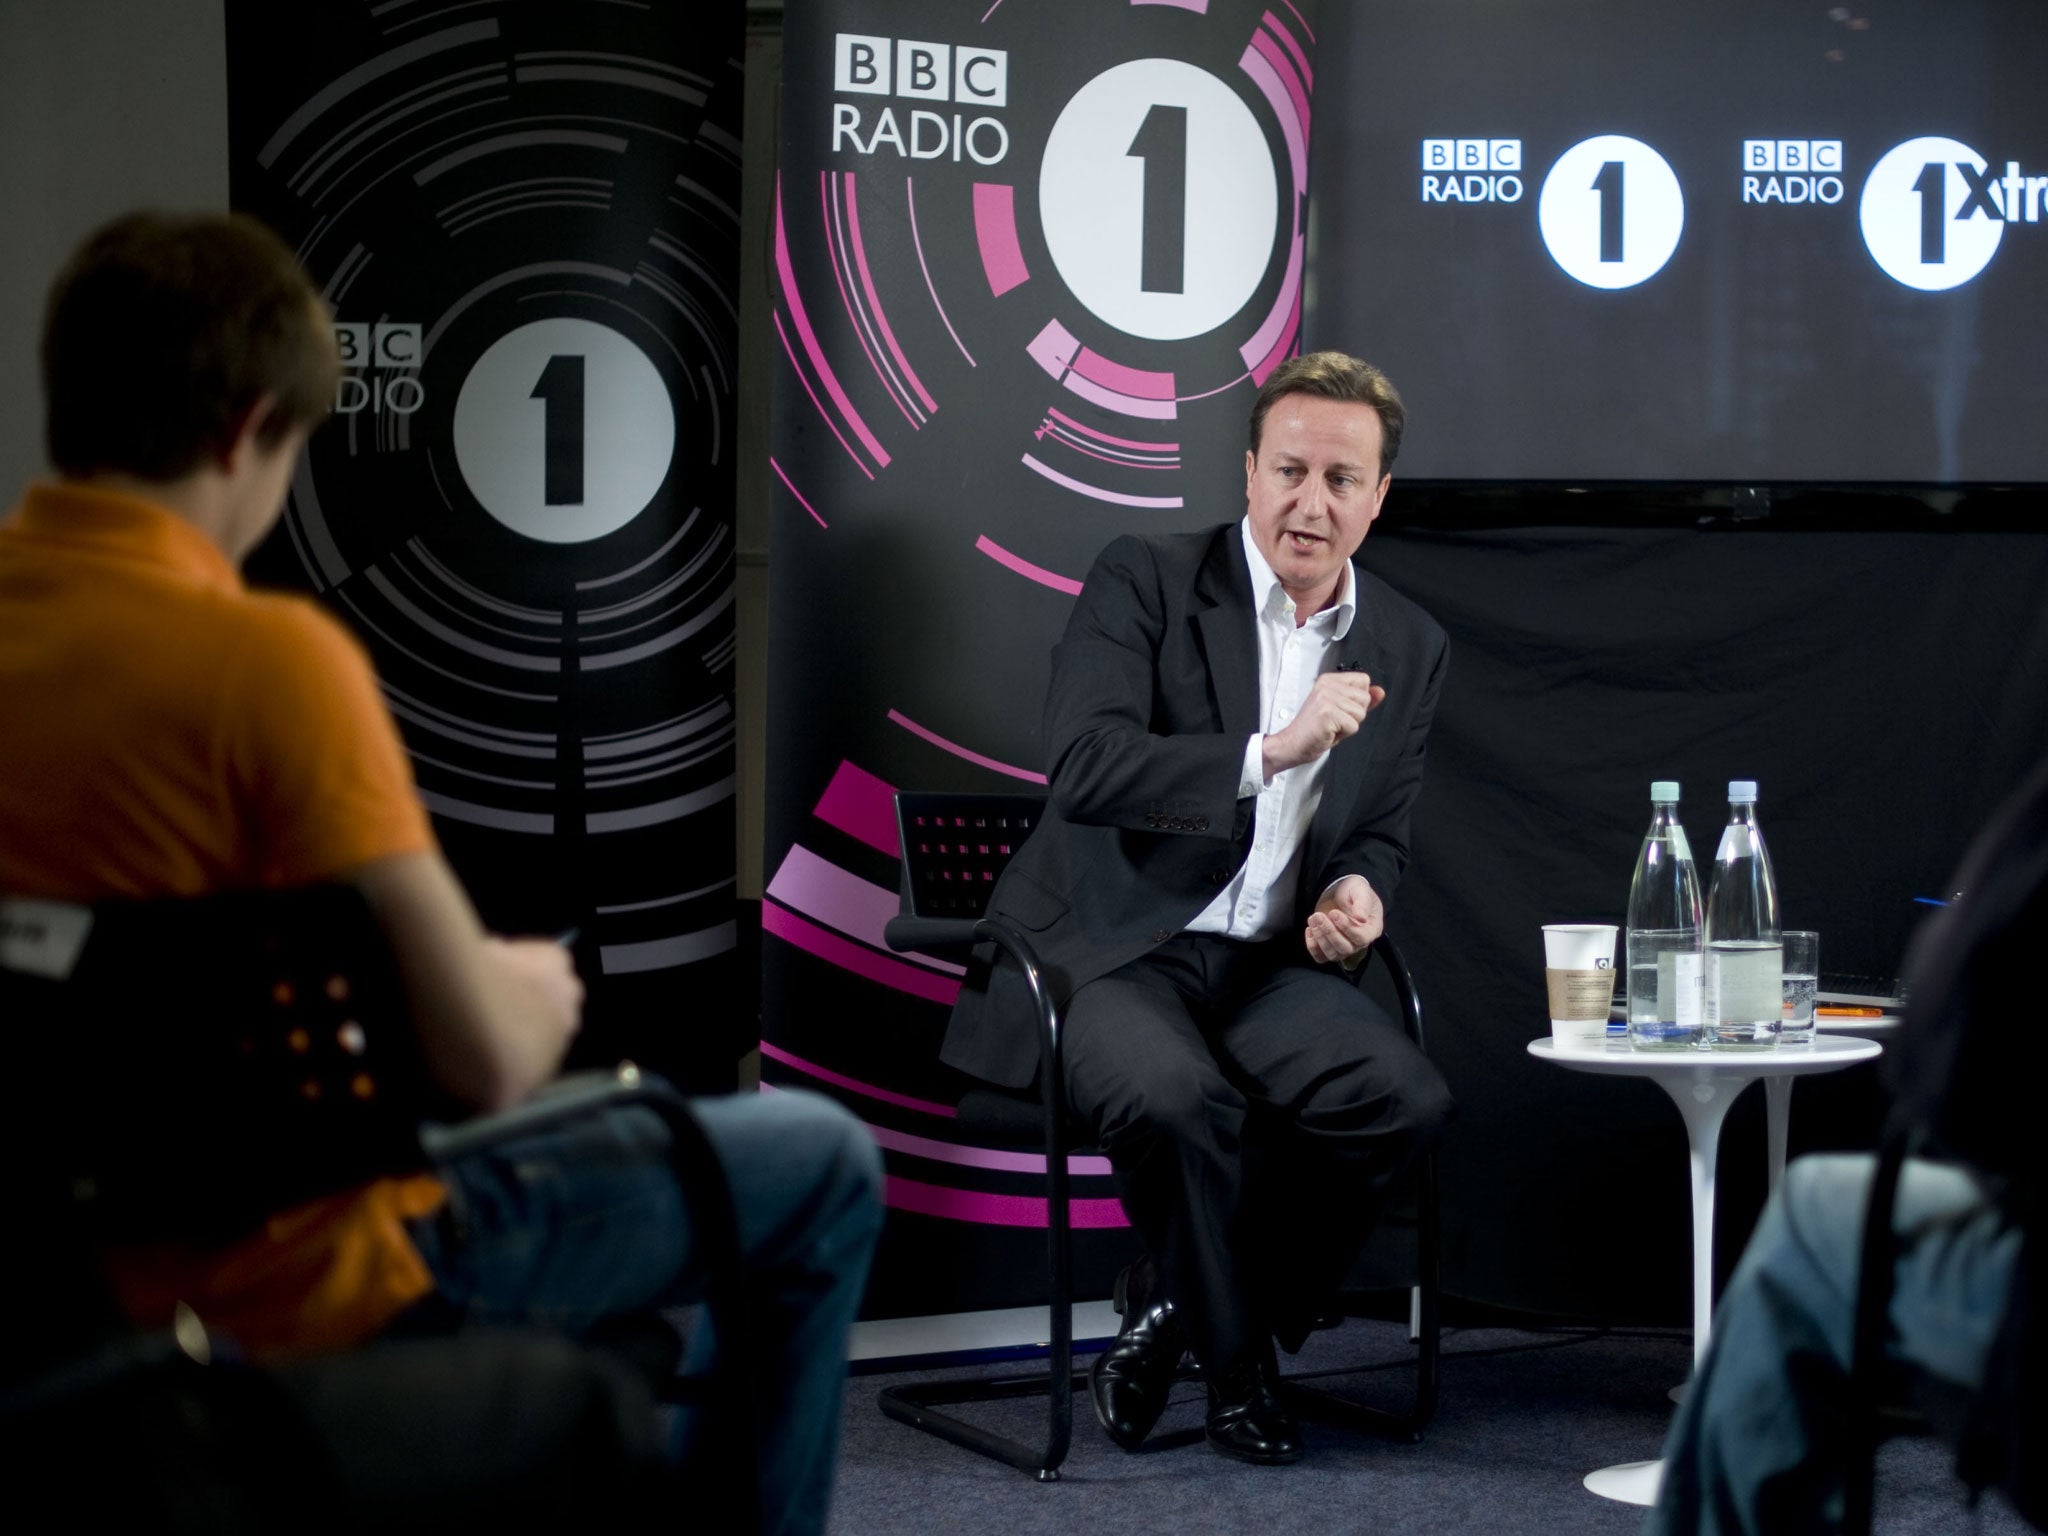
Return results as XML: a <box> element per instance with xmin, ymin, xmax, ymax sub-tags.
<box><xmin>1706</xmin><ymin>942</ymin><xmax>1782</xmax><ymax>1021</ymax></box>
<box><xmin>1672</xmin><ymin>951</ymin><xmax>1702</xmax><ymax>1027</ymax></box>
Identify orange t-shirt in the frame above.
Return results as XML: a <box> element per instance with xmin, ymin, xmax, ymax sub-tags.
<box><xmin>0</xmin><ymin>481</ymin><xmax>445</xmax><ymax>1358</ymax></box>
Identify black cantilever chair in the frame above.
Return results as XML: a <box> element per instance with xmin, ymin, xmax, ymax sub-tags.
<box><xmin>0</xmin><ymin>882</ymin><xmax>754</xmax><ymax>1529</ymax></box>
<box><xmin>874</xmin><ymin>790</ymin><xmax>1441</xmax><ymax>1481</ymax></box>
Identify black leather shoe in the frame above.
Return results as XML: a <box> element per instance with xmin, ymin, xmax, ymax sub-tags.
<box><xmin>1089</xmin><ymin>1266</ymin><xmax>1186</xmax><ymax>1450</ymax></box>
<box><xmin>1205</xmin><ymin>1362</ymin><xmax>1302</xmax><ymax>1465</ymax></box>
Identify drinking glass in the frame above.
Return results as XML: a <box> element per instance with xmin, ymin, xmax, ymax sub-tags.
<box><xmin>1780</xmin><ymin>930</ymin><xmax>1818</xmax><ymax>1044</ymax></box>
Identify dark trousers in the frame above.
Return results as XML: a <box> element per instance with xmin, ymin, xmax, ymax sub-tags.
<box><xmin>1063</xmin><ymin>932</ymin><xmax>1454</xmax><ymax>1376</ymax></box>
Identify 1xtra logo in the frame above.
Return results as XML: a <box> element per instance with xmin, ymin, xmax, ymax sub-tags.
<box><xmin>1858</xmin><ymin>136</ymin><xmax>2048</xmax><ymax>291</ymax></box>
<box><xmin>830</xmin><ymin>34</ymin><xmax>1009</xmax><ymax>164</ymax></box>
<box><xmin>334</xmin><ymin>322</ymin><xmax>423</xmax><ymax>415</ymax></box>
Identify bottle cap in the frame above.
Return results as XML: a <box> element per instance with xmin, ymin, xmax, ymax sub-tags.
<box><xmin>1650</xmin><ymin>780</ymin><xmax>1680</xmax><ymax>802</ymax></box>
<box><xmin>1729</xmin><ymin>780</ymin><xmax>1758</xmax><ymax>803</ymax></box>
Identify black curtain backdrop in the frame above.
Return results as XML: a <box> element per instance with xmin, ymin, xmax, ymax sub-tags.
<box><xmin>226</xmin><ymin>2</ymin><xmax>746</xmax><ymax>1090</ymax></box>
<box><xmin>1360</xmin><ymin>510</ymin><xmax>2048</xmax><ymax>1319</ymax></box>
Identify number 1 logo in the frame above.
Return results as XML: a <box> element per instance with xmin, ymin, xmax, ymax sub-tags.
<box><xmin>1537</xmin><ymin>135</ymin><xmax>1686</xmax><ymax>290</ymax></box>
<box><xmin>1128</xmin><ymin>103</ymin><xmax>1189</xmax><ymax>295</ymax></box>
<box><xmin>1038</xmin><ymin>58</ymin><xmax>1278</xmax><ymax>341</ymax></box>
<box><xmin>453</xmin><ymin>317</ymin><xmax>675</xmax><ymax>545</ymax></box>
<box><xmin>531</xmin><ymin>354</ymin><xmax>586</xmax><ymax>506</ymax></box>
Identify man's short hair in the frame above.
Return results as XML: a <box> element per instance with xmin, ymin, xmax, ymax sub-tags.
<box><xmin>40</xmin><ymin>211</ymin><xmax>338</xmax><ymax>481</ymax></box>
<box><xmin>1248</xmin><ymin>351</ymin><xmax>1406</xmax><ymax>480</ymax></box>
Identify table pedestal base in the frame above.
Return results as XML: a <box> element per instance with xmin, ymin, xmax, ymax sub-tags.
<box><xmin>1526</xmin><ymin>1038</ymin><xmax>1881</xmax><ymax>1515</ymax></box>
<box><xmin>1585</xmin><ymin>1458</ymin><xmax>1663</xmax><ymax>1506</ymax></box>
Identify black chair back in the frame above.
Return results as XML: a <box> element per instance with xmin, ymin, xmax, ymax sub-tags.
<box><xmin>2</xmin><ymin>885</ymin><xmax>757</xmax><ymax>1525</ymax></box>
<box><xmin>0</xmin><ymin>884</ymin><xmax>435</xmax><ymax>1247</ymax></box>
<box><xmin>892</xmin><ymin>791</ymin><xmax>1045</xmax><ymax>924</ymax></box>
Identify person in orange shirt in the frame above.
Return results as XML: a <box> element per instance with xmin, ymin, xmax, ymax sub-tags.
<box><xmin>0</xmin><ymin>211</ymin><xmax>878</xmax><ymax>1536</ymax></box>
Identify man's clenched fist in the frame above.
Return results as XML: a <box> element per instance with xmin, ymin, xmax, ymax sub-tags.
<box><xmin>1262</xmin><ymin>671</ymin><xmax>1386</xmax><ymax>780</ymax></box>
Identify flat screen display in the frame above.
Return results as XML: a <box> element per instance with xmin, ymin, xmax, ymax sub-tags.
<box><xmin>1306</xmin><ymin>1</ymin><xmax>2048</xmax><ymax>484</ymax></box>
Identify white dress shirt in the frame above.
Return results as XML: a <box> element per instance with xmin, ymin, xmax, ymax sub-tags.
<box><xmin>1187</xmin><ymin>519</ymin><xmax>1359</xmax><ymax>941</ymax></box>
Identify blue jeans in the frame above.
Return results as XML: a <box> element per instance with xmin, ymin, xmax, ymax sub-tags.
<box><xmin>406</xmin><ymin>1088</ymin><xmax>882</xmax><ymax>1536</ymax></box>
<box><xmin>1644</xmin><ymin>1153</ymin><xmax>2021</xmax><ymax>1536</ymax></box>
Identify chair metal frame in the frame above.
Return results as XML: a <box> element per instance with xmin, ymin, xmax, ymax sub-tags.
<box><xmin>873</xmin><ymin>791</ymin><xmax>1441</xmax><ymax>1480</ymax></box>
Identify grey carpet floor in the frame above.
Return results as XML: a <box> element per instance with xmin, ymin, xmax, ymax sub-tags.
<box><xmin>829</xmin><ymin>1320</ymin><xmax>2028</xmax><ymax>1535</ymax></box>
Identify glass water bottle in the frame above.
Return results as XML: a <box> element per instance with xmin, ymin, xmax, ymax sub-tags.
<box><xmin>1703</xmin><ymin>780</ymin><xmax>1782</xmax><ymax>1049</ymax></box>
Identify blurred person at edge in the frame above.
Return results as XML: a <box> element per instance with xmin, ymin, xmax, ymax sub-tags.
<box><xmin>0</xmin><ymin>210</ymin><xmax>880</xmax><ymax>1535</ymax></box>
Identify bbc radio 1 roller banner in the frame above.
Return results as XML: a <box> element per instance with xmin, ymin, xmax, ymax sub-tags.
<box><xmin>763</xmin><ymin>0</ymin><xmax>1318</xmax><ymax>1314</ymax></box>
<box><xmin>226</xmin><ymin>3</ymin><xmax>745</xmax><ymax>1084</ymax></box>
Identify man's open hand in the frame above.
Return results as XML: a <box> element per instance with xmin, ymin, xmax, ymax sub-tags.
<box><xmin>1262</xmin><ymin>672</ymin><xmax>1387</xmax><ymax>779</ymax></box>
<box><xmin>1305</xmin><ymin>874</ymin><xmax>1383</xmax><ymax>965</ymax></box>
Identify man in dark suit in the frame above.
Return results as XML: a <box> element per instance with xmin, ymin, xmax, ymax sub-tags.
<box><xmin>942</xmin><ymin>352</ymin><xmax>1454</xmax><ymax>1464</ymax></box>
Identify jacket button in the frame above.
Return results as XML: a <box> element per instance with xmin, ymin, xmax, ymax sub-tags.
<box><xmin>1194</xmin><ymin>816</ymin><xmax>1210</xmax><ymax>831</ymax></box>
<box><xmin>1149</xmin><ymin>928</ymin><xmax>1173</xmax><ymax>945</ymax></box>
<box><xmin>1210</xmin><ymin>868</ymin><xmax>1230</xmax><ymax>884</ymax></box>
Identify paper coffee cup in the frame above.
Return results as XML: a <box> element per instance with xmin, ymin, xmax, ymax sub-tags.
<box><xmin>1543</xmin><ymin>924</ymin><xmax>1617</xmax><ymax>1045</ymax></box>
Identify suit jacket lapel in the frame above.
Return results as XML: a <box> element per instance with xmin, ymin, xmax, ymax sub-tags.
<box><xmin>1302</xmin><ymin>562</ymin><xmax>1400</xmax><ymax>881</ymax></box>
<box><xmin>1193</xmin><ymin>525</ymin><xmax>1259</xmax><ymax>735</ymax></box>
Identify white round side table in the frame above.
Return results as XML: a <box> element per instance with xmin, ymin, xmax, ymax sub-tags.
<box><xmin>1526</xmin><ymin>1034</ymin><xmax>1883</xmax><ymax>1507</ymax></box>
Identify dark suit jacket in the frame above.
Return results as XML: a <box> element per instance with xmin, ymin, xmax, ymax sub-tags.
<box><xmin>942</xmin><ymin>521</ymin><xmax>1449</xmax><ymax>1088</ymax></box>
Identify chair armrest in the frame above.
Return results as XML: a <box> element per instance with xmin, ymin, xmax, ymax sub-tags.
<box><xmin>884</xmin><ymin>904</ymin><xmax>1076</xmax><ymax>1177</ymax></box>
<box><xmin>882</xmin><ymin>915</ymin><xmax>978</xmax><ymax>957</ymax></box>
<box><xmin>887</xmin><ymin>905</ymin><xmax>1063</xmax><ymax>1093</ymax></box>
<box><xmin>1364</xmin><ymin>934</ymin><xmax>1428</xmax><ymax>1055</ymax></box>
<box><xmin>970</xmin><ymin>916</ymin><xmax>1071</xmax><ymax>1150</ymax></box>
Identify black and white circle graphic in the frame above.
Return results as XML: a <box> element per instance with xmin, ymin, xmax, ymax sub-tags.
<box><xmin>1538</xmin><ymin>134</ymin><xmax>1685</xmax><ymax>290</ymax></box>
<box><xmin>453</xmin><ymin>317</ymin><xmax>677</xmax><ymax>545</ymax></box>
<box><xmin>1038</xmin><ymin>57</ymin><xmax>1279</xmax><ymax>341</ymax></box>
<box><xmin>1860</xmin><ymin>135</ymin><xmax>2004</xmax><ymax>292</ymax></box>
